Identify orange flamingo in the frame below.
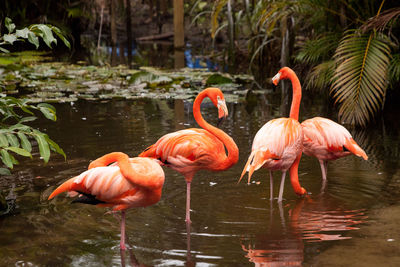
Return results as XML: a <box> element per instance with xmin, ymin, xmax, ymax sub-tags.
<box><xmin>239</xmin><ymin>67</ymin><xmax>307</xmax><ymax>202</ymax></box>
<box><xmin>48</xmin><ymin>152</ymin><xmax>165</xmax><ymax>250</ymax></box>
<box><xmin>139</xmin><ymin>87</ymin><xmax>239</xmax><ymax>223</ymax></box>
<box><xmin>301</xmin><ymin>117</ymin><xmax>368</xmax><ymax>181</ymax></box>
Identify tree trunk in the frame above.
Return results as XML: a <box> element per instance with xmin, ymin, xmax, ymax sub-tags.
<box><xmin>173</xmin><ymin>0</ymin><xmax>184</xmax><ymax>48</ymax></box>
<box><xmin>126</xmin><ymin>0</ymin><xmax>132</xmax><ymax>67</ymax></box>
<box><xmin>110</xmin><ymin>0</ymin><xmax>118</xmax><ymax>66</ymax></box>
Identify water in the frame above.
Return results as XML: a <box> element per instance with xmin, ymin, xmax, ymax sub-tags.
<box><xmin>1</xmin><ymin>92</ymin><xmax>400</xmax><ymax>266</ymax></box>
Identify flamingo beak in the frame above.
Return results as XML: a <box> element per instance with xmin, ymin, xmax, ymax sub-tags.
<box><xmin>272</xmin><ymin>72</ymin><xmax>281</xmax><ymax>86</ymax></box>
<box><xmin>217</xmin><ymin>99</ymin><xmax>228</xmax><ymax>127</ymax></box>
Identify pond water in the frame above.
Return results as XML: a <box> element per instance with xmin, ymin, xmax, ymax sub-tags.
<box><xmin>1</xmin><ymin>90</ymin><xmax>400</xmax><ymax>266</ymax></box>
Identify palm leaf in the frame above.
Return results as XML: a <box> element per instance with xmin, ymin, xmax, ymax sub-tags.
<box><xmin>296</xmin><ymin>33</ymin><xmax>341</xmax><ymax>64</ymax></box>
<box><xmin>331</xmin><ymin>30</ymin><xmax>391</xmax><ymax>126</ymax></box>
<box><xmin>305</xmin><ymin>60</ymin><xmax>335</xmax><ymax>91</ymax></box>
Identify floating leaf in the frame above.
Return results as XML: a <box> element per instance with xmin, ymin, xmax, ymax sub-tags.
<box><xmin>206</xmin><ymin>73</ymin><xmax>233</xmax><ymax>85</ymax></box>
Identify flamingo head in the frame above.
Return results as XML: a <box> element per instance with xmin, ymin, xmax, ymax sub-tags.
<box><xmin>272</xmin><ymin>67</ymin><xmax>292</xmax><ymax>85</ymax></box>
<box><xmin>205</xmin><ymin>87</ymin><xmax>228</xmax><ymax>124</ymax></box>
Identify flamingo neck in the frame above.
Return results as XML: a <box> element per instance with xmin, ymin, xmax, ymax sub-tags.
<box><xmin>193</xmin><ymin>91</ymin><xmax>239</xmax><ymax>170</ymax></box>
<box><xmin>286</xmin><ymin>69</ymin><xmax>302</xmax><ymax>121</ymax></box>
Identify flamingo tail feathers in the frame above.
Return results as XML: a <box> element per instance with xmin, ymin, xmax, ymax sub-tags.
<box><xmin>344</xmin><ymin>138</ymin><xmax>368</xmax><ymax>160</ymax></box>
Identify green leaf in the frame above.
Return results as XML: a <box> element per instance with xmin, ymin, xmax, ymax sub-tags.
<box><xmin>0</xmin><ymin>149</ymin><xmax>13</xmax><ymax>169</ymax></box>
<box><xmin>19</xmin><ymin>116</ymin><xmax>37</xmax><ymax>123</ymax></box>
<box><xmin>37</xmin><ymin>104</ymin><xmax>56</xmax><ymax>121</ymax></box>
<box><xmin>28</xmin><ymin>32</ymin><xmax>39</xmax><ymax>49</ymax></box>
<box><xmin>17</xmin><ymin>132</ymin><xmax>32</xmax><ymax>153</ymax></box>
<box><xmin>5</xmin><ymin>17</ymin><xmax>16</xmax><ymax>33</ymax></box>
<box><xmin>44</xmin><ymin>135</ymin><xmax>66</xmax><ymax>160</ymax></box>
<box><xmin>0</xmin><ymin>168</ymin><xmax>11</xmax><ymax>175</ymax></box>
<box><xmin>0</xmin><ymin>47</ymin><xmax>10</xmax><ymax>53</ymax></box>
<box><xmin>16</xmin><ymin>28</ymin><xmax>31</xmax><ymax>39</ymax></box>
<box><xmin>331</xmin><ymin>31</ymin><xmax>391</xmax><ymax>126</ymax></box>
<box><xmin>6</xmin><ymin>134</ymin><xmax>19</xmax><ymax>148</ymax></box>
<box><xmin>32</xmin><ymin>25</ymin><xmax>57</xmax><ymax>48</ymax></box>
<box><xmin>0</xmin><ymin>134</ymin><xmax>8</xmax><ymax>147</ymax></box>
<box><xmin>5</xmin><ymin>147</ymin><xmax>32</xmax><ymax>158</ymax></box>
<box><xmin>33</xmin><ymin>131</ymin><xmax>50</xmax><ymax>164</ymax></box>
<box><xmin>3</xmin><ymin>34</ymin><xmax>17</xmax><ymax>45</ymax></box>
<box><xmin>50</xmin><ymin>26</ymin><xmax>71</xmax><ymax>49</ymax></box>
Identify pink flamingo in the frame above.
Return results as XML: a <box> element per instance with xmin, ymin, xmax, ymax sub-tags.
<box><xmin>139</xmin><ymin>87</ymin><xmax>239</xmax><ymax>224</ymax></box>
<box><xmin>48</xmin><ymin>152</ymin><xmax>165</xmax><ymax>250</ymax></box>
<box><xmin>239</xmin><ymin>67</ymin><xmax>307</xmax><ymax>202</ymax></box>
<box><xmin>301</xmin><ymin>117</ymin><xmax>368</xmax><ymax>180</ymax></box>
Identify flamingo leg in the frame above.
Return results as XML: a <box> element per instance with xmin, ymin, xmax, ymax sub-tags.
<box><xmin>269</xmin><ymin>171</ymin><xmax>274</xmax><ymax>201</ymax></box>
<box><xmin>319</xmin><ymin>159</ymin><xmax>327</xmax><ymax>181</ymax></box>
<box><xmin>278</xmin><ymin>171</ymin><xmax>286</xmax><ymax>202</ymax></box>
<box><xmin>120</xmin><ymin>210</ymin><xmax>127</xmax><ymax>250</ymax></box>
<box><xmin>185</xmin><ymin>181</ymin><xmax>192</xmax><ymax>224</ymax></box>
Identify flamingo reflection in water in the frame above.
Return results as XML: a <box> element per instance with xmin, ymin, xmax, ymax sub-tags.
<box><xmin>241</xmin><ymin>198</ymin><xmax>366</xmax><ymax>266</ymax></box>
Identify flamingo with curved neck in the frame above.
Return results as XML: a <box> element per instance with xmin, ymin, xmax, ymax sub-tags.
<box><xmin>140</xmin><ymin>87</ymin><xmax>239</xmax><ymax>223</ymax></box>
<box><xmin>239</xmin><ymin>67</ymin><xmax>306</xmax><ymax>202</ymax></box>
<box><xmin>48</xmin><ymin>152</ymin><xmax>165</xmax><ymax>250</ymax></box>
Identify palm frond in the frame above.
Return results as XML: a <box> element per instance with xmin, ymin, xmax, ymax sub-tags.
<box><xmin>296</xmin><ymin>33</ymin><xmax>341</xmax><ymax>64</ymax></box>
<box><xmin>361</xmin><ymin>7</ymin><xmax>400</xmax><ymax>32</ymax></box>
<box><xmin>389</xmin><ymin>53</ymin><xmax>400</xmax><ymax>85</ymax></box>
<box><xmin>331</xmin><ymin>31</ymin><xmax>391</xmax><ymax>126</ymax></box>
<box><xmin>305</xmin><ymin>60</ymin><xmax>335</xmax><ymax>91</ymax></box>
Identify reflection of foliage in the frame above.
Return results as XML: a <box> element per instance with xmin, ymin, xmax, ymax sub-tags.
<box><xmin>0</xmin><ymin>17</ymin><xmax>70</xmax><ymax>53</ymax></box>
<box><xmin>0</xmin><ymin>97</ymin><xmax>66</xmax><ymax>175</ymax></box>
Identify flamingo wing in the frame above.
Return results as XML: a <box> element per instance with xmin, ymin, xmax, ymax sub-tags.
<box><xmin>301</xmin><ymin>117</ymin><xmax>367</xmax><ymax>161</ymax></box>
<box><xmin>240</xmin><ymin>118</ymin><xmax>303</xmax><ymax>182</ymax></box>
<box><xmin>48</xmin><ymin>157</ymin><xmax>165</xmax><ymax>210</ymax></box>
<box><xmin>140</xmin><ymin>128</ymin><xmax>226</xmax><ymax>172</ymax></box>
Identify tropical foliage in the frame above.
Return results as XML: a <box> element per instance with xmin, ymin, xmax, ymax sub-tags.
<box><xmin>0</xmin><ymin>17</ymin><xmax>69</xmax><ymax>175</ymax></box>
<box><xmin>0</xmin><ymin>17</ymin><xmax>70</xmax><ymax>52</ymax></box>
<box><xmin>207</xmin><ymin>0</ymin><xmax>400</xmax><ymax>126</ymax></box>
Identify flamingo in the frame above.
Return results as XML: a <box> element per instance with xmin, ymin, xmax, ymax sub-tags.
<box><xmin>239</xmin><ymin>67</ymin><xmax>307</xmax><ymax>202</ymax></box>
<box><xmin>301</xmin><ymin>117</ymin><xmax>368</xmax><ymax>181</ymax></box>
<box><xmin>48</xmin><ymin>152</ymin><xmax>165</xmax><ymax>250</ymax></box>
<box><xmin>139</xmin><ymin>87</ymin><xmax>239</xmax><ymax>224</ymax></box>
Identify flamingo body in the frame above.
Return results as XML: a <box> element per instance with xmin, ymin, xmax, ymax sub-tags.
<box><xmin>301</xmin><ymin>117</ymin><xmax>368</xmax><ymax>180</ymax></box>
<box><xmin>247</xmin><ymin>118</ymin><xmax>303</xmax><ymax>172</ymax></box>
<box><xmin>140</xmin><ymin>88</ymin><xmax>239</xmax><ymax>223</ymax></box>
<box><xmin>48</xmin><ymin>152</ymin><xmax>165</xmax><ymax>250</ymax></box>
<box><xmin>141</xmin><ymin>128</ymin><xmax>231</xmax><ymax>176</ymax></box>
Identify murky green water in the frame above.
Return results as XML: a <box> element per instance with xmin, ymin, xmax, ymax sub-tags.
<box><xmin>1</xmin><ymin>91</ymin><xmax>400</xmax><ymax>266</ymax></box>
